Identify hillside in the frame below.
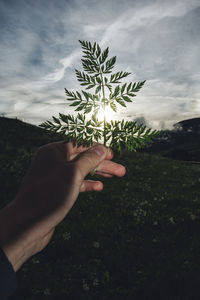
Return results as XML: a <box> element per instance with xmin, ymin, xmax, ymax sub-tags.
<box><xmin>141</xmin><ymin>117</ymin><xmax>200</xmax><ymax>162</ymax></box>
<box><xmin>1</xmin><ymin>116</ymin><xmax>200</xmax><ymax>299</ymax></box>
<box><xmin>0</xmin><ymin>116</ymin><xmax>64</xmax><ymax>208</ymax></box>
<box><xmin>0</xmin><ymin>116</ymin><xmax>63</xmax><ymax>149</ymax></box>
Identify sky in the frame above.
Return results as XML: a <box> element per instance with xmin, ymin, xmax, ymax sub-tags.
<box><xmin>0</xmin><ymin>0</ymin><xmax>200</xmax><ymax>129</ymax></box>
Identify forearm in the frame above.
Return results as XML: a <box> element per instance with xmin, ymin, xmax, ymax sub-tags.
<box><xmin>1</xmin><ymin>233</ymin><xmax>32</xmax><ymax>272</ymax></box>
<box><xmin>0</xmin><ymin>200</ymin><xmax>55</xmax><ymax>272</ymax></box>
<box><xmin>0</xmin><ymin>202</ymin><xmax>32</xmax><ymax>272</ymax></box>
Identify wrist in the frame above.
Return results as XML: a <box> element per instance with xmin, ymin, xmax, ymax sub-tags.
<box><xmin>1</xmin><ymin>233</ymin><xmax>34</xmax><ymax>272</ymax></box>
<box><xmin>0</xmin><ymin>202</ymin><xmax>34</xmax><ymax>271</ymax></box>
<box><xmin>0</xmin><ymin>200</ymin><xmax>54</xmax><ymax>272</ymax></box>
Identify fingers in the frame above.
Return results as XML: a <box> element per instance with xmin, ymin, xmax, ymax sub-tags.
<box><xmin>37</xmin><ymin>142</ymin><xmax>124</xmax><ymax>180</ymax></box>
<box><xmin>37</xmin><ymin>141</ymin><xmax>113</xmax><ymax>163</ymax></box>
<box><xmin>94</xmin><ymin>172</ymin><xmax>113</xmax><ymax>178</ymax></box>
<box><xmin>105</xmin><ymin>147</ymin><xmax>114</xmax><ymax>160</ymax></box>
<box><xmin>74</xmin><ymin>144</ymin><xmax>108</xmax><ymax>179</ymax></box>
<box><xmin>80</xmin><ymin>180</ymin><xmax>103</xmax><ymax>192</ymax></box>
<box><xmin>95</xmin><ymin>160</ymin><xmax>126</xmax><ymax>177</ymax></box>
<box><xmin>64</xmin><ymin>141</ymin><xmax>89</xmax><ymax>160</ymax></box>
<box><xmin>64</xmin><ymin>141</ymin><xmax>113</xmax><ymax>161</ymax></box>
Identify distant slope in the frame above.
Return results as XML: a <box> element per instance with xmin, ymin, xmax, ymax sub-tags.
<box><xmin>174</xmin><ymin>117</ymin><xmax>200</xmax><ymax>133</ymax></box>
<box><xmin>0</xmin><ymin>116</ymin><xmax>63</xmax><ymax>150</ymax></box>
<box><xmin>141</xmin><ymin>118</ymin><xmax>200</xmax><ymax>162</ymax></box>
<box><xmin>0</xmin><ymin>116</ymin><xmax>66</xmax><ymax>208</ymax></box>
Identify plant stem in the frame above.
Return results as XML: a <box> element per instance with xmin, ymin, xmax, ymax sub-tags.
<box><xmin>100</xmin><ymin>71</ymin><xmax>106</xmax><ymax>146</ymax></box>
<box><xmin>93</xmin><ymin>51</ymin><xmax>107</xmax><ymax>146</ymax></box>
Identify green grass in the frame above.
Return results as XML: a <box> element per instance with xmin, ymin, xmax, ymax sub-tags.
<box><xmin>1</xmin><ymin>117</ymin><xmax>200</xmax><ymax>299</ymax></box>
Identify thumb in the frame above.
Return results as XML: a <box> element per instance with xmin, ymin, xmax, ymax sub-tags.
<box><xmin>75</xmin><ymin>144</ymin><xmax>107</xmax><ymax>179</ymax></box>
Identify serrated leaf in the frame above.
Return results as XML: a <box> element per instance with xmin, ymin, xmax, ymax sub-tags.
<box><xmin>77</xmin><ymin>113</ymin><xmax>85</xmax><ymax>122</ymax></box>
<box><xmin>75</xmin><ymin>104</ymin><xmax>85</xmax><ymax>111</ymax></box>
<box><xmin>113</xmin><ymin>85</ymin><xmax>120</xmax><ymax>97</ymax></box>
<box><xmin>90</xmin><ymin>76</ymin><xmax>95</xmax><ymax>84</ymax></box>
<box><xmin>96</xmin><ymin>77</ymin><xmax>101</xmax><ymax>84</ymax></box>
<box><xmin>122</xmin><ymin>95</ymin><xmax>132</xmax><ymax>102</ymax></box>
<box><xmin>52</xmin><ymin>116</ymin><xmax>61</xmax><ymax>124</ymax></box>
<box><xmin>92</xmin><ymin>42</ymin><xmax>96</xmax><ymax>54</ymax></box>
<box><xmin>127</xmin><ymin>83</ymin><xmax>132</xmax><ymax>92</ymax></box>
<box><xmin>86</xmin><ymin>84</ymin><xmax>95</xmax><ymax>90</ymax></box>
<box><xmin>96</xmin><ymin>44</ymin><xmax>101</xmax><ymax>58</ymax></box>
<box><xmin>82</xmin><ymin>90</ymin><xmax>89</xmax><ymax>100</ymax></box>
<box><xmin>131</xmin><ymin>81</ymin><xmax>146</xmax><ymax>92</ymax></box>
<box><xmin>138</xmin><ymin>126</ymin><xmax>146</xmax><ymax>135</ymax></box>
<box><xmin>80</xmin><ymin>82</ymin><xmax>89</xmax><ymax>86</ymax></box>
<box><xmin>121</xmin><ymin>83</ymin><xmax>127</xmax><ymax>94</ymax></box>
<box><xmin>110</xmin><ymin>102</ymin><xmax>117</xmax><ymax>112</ymax></box>
<box><xmin>65</xmin><ymin>89</ymin><xmax>75</xmax><ymax>97</ymax></box>
<box><xmin>128</xmin><ymin>93</ymin><xmax>136</xmax><ymax>97</ymax></box>
<box><xmin>110</xmin><ymin>74</ymin><xmax>114</xmax><ymax>82</ymax></box>
<box><xmin>99</xmin><ymin>47</ymin><xmax>109</xmax><ymax>64</ymax></box>
<box><xmin>76</xmin><ymin>91</ymin><xmax>82</xmax><ymax>99</ymax></box>
<box><xmin>95</xmin><ymin>85</ymin><xmax>101</xmax><ymax>94</ymax></box>
<box><xmin>84</xmin><ymin>106</ymin><xmax>93</xmax><ymax>113</ymax></box>
<box><xmin>70</xmin><ymin>101</ymin><xmax>81</xmax><ymax>106</ymax></box>
<box><xmin>116</xmin><ymin>98</ymin><xmax>126</xmax><ymax>107</ymax></box>
<box><xmin>106</xmin><ymin>84</ymin><xmax>112</xmax><ymax>93</ymax></box>
<box><xmin>104</xmin><ymin>56</ymin><xmax>116</xmax><ymax>73</ymax></box>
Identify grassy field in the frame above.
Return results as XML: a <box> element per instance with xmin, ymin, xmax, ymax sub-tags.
<box><xmin>1</xmin><ymin>117</ymin><xmax>200</xmax><ymax>300</ymax></box>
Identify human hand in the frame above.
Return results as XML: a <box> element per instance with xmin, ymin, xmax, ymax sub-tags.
<box><xmin>0</xmin><ymin>141</ymin><xmax>126</xmax><ymax>271</ymax></box>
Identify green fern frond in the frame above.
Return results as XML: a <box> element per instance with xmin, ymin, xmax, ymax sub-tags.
<box><xmin>40</xmin><ymin>40</ymin><xmax>160</xmax><ymax>152</ymax></box>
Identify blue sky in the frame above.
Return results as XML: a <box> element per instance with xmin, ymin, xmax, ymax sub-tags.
<box><xmin>0</xmin><ymin>0</ymin><xmax>200</xmax><ymax>129</ymax></box>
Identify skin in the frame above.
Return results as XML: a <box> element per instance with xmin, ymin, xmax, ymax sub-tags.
<box><xmin>0</xmin><ymin>141</ymin><xmax>126</xmax><ymax>272</ymax></box>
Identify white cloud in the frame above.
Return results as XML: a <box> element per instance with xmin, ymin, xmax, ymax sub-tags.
<box><xmin>42</xmin><ymin>50</ymin><xmax>80</xmax><ymax>84</ymax></box>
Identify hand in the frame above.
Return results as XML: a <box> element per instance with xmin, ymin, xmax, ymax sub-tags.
<box><xmin>0</xmin><ymin>141</ymin><xmax>126</xmax><ymax>271</ymax></box>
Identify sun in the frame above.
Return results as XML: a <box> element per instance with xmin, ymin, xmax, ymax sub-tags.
<box><xmin>96</xmin><ymin>105</ymin><xmax>115</xmax><ymax>123</ymax></box>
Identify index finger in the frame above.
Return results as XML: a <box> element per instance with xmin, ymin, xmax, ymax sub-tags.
<box><xmin>64</xmin><ymin>141</ymin><xmax>113</xmax><ymax>161</ymax></box>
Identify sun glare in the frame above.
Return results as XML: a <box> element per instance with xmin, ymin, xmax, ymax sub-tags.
<box><xmin>96</xmin><ymin>105</ymin><xmax>115</xmax><ymax>123</ymax></box>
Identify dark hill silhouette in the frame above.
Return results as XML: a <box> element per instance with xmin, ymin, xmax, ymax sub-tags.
<box><xmin>141</xmin><ymin>117</ymin><xmax>200</xmax><ymax>161</ymax></box>
<box><xmin>0</xmin><ymin>116</ymin><xmax>65</xmax><ymax>208</ymax></box>
<box><xmin>174</xmin><ymin>118</ymin><xmax>200</xmax><ymax>133</ymax></box>
<box><xmin>0</xmin><ymin>116</ymin><xmax>63</xmax><ymax>152</ymax></box>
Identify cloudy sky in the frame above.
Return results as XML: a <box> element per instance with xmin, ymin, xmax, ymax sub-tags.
<box><xmin>0</xmin><ymin>0</ymin><xmax>200</xmax><ymax>129</ymax></box>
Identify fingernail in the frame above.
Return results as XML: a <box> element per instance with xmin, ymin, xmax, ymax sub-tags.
<box><xmin>92</xmin><ymin>145</ymin><xmax>106</xmax><ymax>157</ymax></box>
